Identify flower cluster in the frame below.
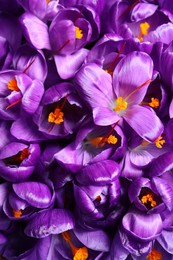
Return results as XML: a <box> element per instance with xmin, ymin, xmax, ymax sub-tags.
<box><xmin>1</xmin><ymin>0</ymin><xmax>173</xmax><ymax>259</ymax></box>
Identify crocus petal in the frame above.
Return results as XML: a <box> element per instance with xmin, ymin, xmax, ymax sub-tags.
<box><xmin>0</xmin><ymin>164</ymin><xmax>34</xmax><ymax>182</ymax></box>
<box><xmin>22</xmin><ymin>79</ymin><xmax>44</xmax><ymax>114</ymax></box>
<box><xmin>146</xmin><ymin>151</ymin><xmax>173</xmax><ymax>177</ymax></box>
<box><xmin>75</xmin><ymin>63</ymin><xmax>113</xmax><ymax>108</ymax></box>
<box><xmin>152</xmin><ymin>177</ymin><xmax>173</xmax><ymax>211</ymax></box>
<box><xmin>124</xmin><ymin>105</ymin><xmax>163</xmax><ymax>142</ymax></box>
<box><xmin>54</xmin><ymin>48</ymin><xmax>89</xmax><ymax>79</ymax></box>
<box><xmin>93</xmin><ymin>106</ymin><xmax>120</xmax><ymax>126</ymax></box>
<box><xmin>113</xmin><ymin>51</ymin><xmax>153</xmax><ymax>105</ymax></box>
<box><xmin>11</xmin><ymin>117</ymin><xmax>45</xmax><ymax>142</ymax></box>
<box><xmin>13</xmin><ymin>182</ymin><xmax>53</xmax><ymax>208</ymax></box>
<box><xmin>76</xmin><ymin>160</ymin><xmax>120</xmax><ymax>185</ymax></box>
<box><xmin>122</xmin><ymin>210</ymin><xmax>163</xmax><ymax>241</ymax></box>
<box><xmin>131</xmin><ymin>3</ymin><xmax>158</xmax><ymax>22</ymax></box>
<box><xmin>17</xmin><ymin>0</ymin><xmax>47</xmax><ymax>20</ymax></box>
<box><xmin>73</xmin><ymin>184</ymin><xmax>103</xmax><ymax>218</ymax></box>
<box><xmin>19</xmin><ymin>12</ymin><xmax>51</xmax><ymax>50</ymax></box>
<box><xmin>74</xmin><ymin>227</ymin><xmax>111</xmax><ymax>252</ymax></box>
<box><xmin>147</xmin><ymin>23</ymin><xmax>173</xmax><ymax>45</ymax></box>
<box><xmin>25</xmin><ymin>209</ymin><xmax>75</xmax><ymax>238</ymax></box>
<box><xmin>157</xmin><ymin>229</ymin><xmax>173</xmax><ymax>254</ymax></box>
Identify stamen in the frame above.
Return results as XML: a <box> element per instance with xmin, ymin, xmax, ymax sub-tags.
<box><xmin>148</xmin><ymin>98</ymin><xmax>160</xmax><ymax>108</ymax></box>
<box><xmin>136</xmin><ymin>22</ymin><xmax>150</xmax><ymax>42</ymax></box>
<box><xmin>13</xmin><ymin>209</ymin><xmax>22</xmax><ymax>218</ymax></box>
<box><xmin>146</xmin><ymin>248</ymin><xmax>162</xmax><ymax>260</ymax></box>
<box><xmin>141</xmin><ymin>97</ymin><xmax>160</xmax><ymax>108</ymax></box>
<box><xmin>114</xmin><ymin>97</ymin><xmax>128</xmax><ymax>112</ymax></box>
<box><xmin>105</xmin><ymin>42</ymin><xmax>126</xmax><ymax>76</ymax></box>
<box><xmin>48</xmin><ymin>108</ymin><xmax>64</xmax><ymax>124</ymax></box>
<box><xmin>154</xmin><ymin>136</ymin><xmax>165</xmax><ymax>149</ymax></box>
<box><xmin>46</xmin><ymin>0</ymin><xmax>50</xmax><ymax>3</ymax></box>
<box><xmin>73</xmin><ymin>247</ymin><xmax>88</xmax><ymax>260</ymax></box>
<box><xmin>48</xmin><ymin>93</ymin><xmax>68</xmax><ymax>133</ymax></box>
<box><xmin>141</xmin><ymin>193</ymin><xmax>157</xmax><ymax>208</ymax></box>
<box><xmin>62</xmin><ymin>231</ymin><xmax>88</xmax><ymax>260</ymax></box>
<box><xmin>75</xmin><ymin>27</ymin><xmax>83</xmax><ymax>39</ymax></box>
<box><xmin>7</xmin><ymin>78</ymin><xmax>19</xmax><ymax>91</ymax></box>
<box><xmin>141</xmin><ymin>139</ymin><xmax>150</xmax><ymax>147</ymax></box>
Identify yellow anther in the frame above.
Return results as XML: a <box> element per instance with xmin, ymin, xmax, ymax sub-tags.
<box><xmin>141</xmin><ymin>193</ymin><xmax>157</xmax><ymax>208</ymax></box>
<box><xmin>114</xmin><ymin>97</ymin><xmax>128</xmax><ymax>112</ymax></box>
<box><xmin>89</xmin><ymin>135</ymin><xmax>118</xmax><ymax>148</ymax></box>
<box><xmin>7</xmin><ymin>78</ymin><xmax>19</xmax><ymax>91</ymax></box>
<box><xmin>13</xmin><ymin>209</ymin><xmax>22</xmax><ymax>218</ymax></box>
<box><xmin>62</xmin><ymin>231</ymin><xmax>88</xmax><ymax>260</ymax></box>
<box><xmin>73</xmin><ymin>247</ymin><xmax>88</xmax><ymax>260</ymax></box>
<box><xmin>154</xmin><ymin>136</ymin><xmax>165</xmax><ymax>149</ymax></box>
<box><xmin>148</xmin><ymin>98</ymin><xmax>160</xmax><ymax>108</ymax></box>
<box><xmin>75</xmin><ymin>27</ymin><xmax>83</xmax><ymax>39</ymax></box>
<box><xmin>48</xmin><ymin>108</ymin><xmax>64</xmax><ymax>124</ymax></box>
<box><xmin>146</xmin><ymin>248</ymin><xmax>162</xmax><ymax>260</ymax></box>
<box><xmin>136</xmin><ymin>22</ymin><xmax>150</xmax><ymax>42</ymax></box>
<box><xmin>107</xmin><ymin>135</ymin><xmax>118</xmax><ymax>144</ymax></box>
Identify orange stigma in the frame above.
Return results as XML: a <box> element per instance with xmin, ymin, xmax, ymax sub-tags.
<box><xmin>62</xmin><ymin>231</ymin><xmax>88</xmax><ymax>260</ymax></box>
<box><xmin>105</xmin><ymin>42</ymin><xmax>126</xmax><ymax>76</ymax></box>
<box><xmin>75</xmin><ymin>27</ymin><xmax>83</xmax><ymax>39</ymax></box>
<box><xmin>146</xmin><ymin>248</ymin><xmax>162</xmax><ymax>260</ymax></box>
<box><xmin>3</xmin><ymin>148</ymin><xmax>30</xmax><ymax>166</ymax></box>
<box><xmin>154</xmin><ymin>136</ymin><xmax>165</xmax><ymax>148</ymax></box>
<box><xmin>13</xmin><ymin>209</ymin><xmax>22</xmax><ymax>218</ymax></box>
<box><xmin>136</xmin><ymin>22</ymin><xmax>150</xmax><ymax>42</ymax></box>
<box><xmin>7</xmin><ymin>78</ymin><xmax>19</xmax><ymax>91</ymax></box>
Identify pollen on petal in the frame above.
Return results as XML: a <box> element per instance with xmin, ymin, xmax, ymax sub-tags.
<box><xmin>75</xmin><ymin>27</ymin><xmax>83</xmax><ymax>39</ymax></box>
<box><xmin>73</xmin><ymin>247</ymin><xmax>88</xmax><ymax>260</ymax></box>
<box><xmin>146</xmin><ymin>248</ymin><xmax>162</xmax><ymax>260</ymax></box>
<box><xmin>48</xmin><ymin>108</ymin><xmax>64</xmax><ymax>124</ymax></box>
<box><xmin>13</xmin><ymin>209</ymin><xmax>22</xmax><ymax>218</ymax></box>
<box><xmin>154</xmin><ymin>136</ymin><xmax>165</xmax><ymax>148</ymax></box>
<box><xmin>7</xmin><ymin>78</ymin><xmax>20</xmax><ymax>91</ymax></box>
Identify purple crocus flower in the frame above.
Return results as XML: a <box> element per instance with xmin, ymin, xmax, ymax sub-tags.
<box><xmin>0</xmin><ymin>142</ymin><xmax>40</xmax><ymax>182</ymax></box>
<box><xmin>3</xmin><ymin>181</ymin><xmax>54</xmax><ymax>220</ymax></box>
<box><xmin>33</xmin><ymin>82</ymin><xmax>85</xmax><ymax>138</ymax></box>
<box><xmin>73</xmin><ymin>160</ymin><xmax>122</xmax><ymax>228</ymax></box>
<box><xmin>54</xmin><ymin>118</ymin><xmax>126</xmax><ymax>172</ymax></box>
<box><xmin>0</xmin><ymin>69</ymin><xmax>44</xmax><ymax>120</ymax></box>
<box><xmin>128</xmin><ymin>176</ymin><xmax>173</xmax><ymax>214</ymax></box>
<box><xmin>75</xmin><ymin>51</ymin><xmax>163</xmax><ymax>142</ymax></box>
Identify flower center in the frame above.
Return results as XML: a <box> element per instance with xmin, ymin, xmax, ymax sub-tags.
<box><xmin>89</xmin><ymin>134</ymin><xmax>118</xmax><ymax>148</ymax></box>
<box><xmin>141</xmin><ymin>193</ymin><xmax>157</xmax><ymax>208</ymax></box>
<box><xmin>48</xmin><ymin>108</ymin><xmax>64</xmax><ymax>125</ymax></box>
<box><xmin>114</xmin><ymin>97</ymin><xmax>128</xmax><ymax>112</ymax></box>
<box><xmin>7</xmin><ymin>78</ymin><xmax>20</xmax><ymax>91</ymax></box>
<box><xmin>13</xmin><ymin>209</ymin><xmax>22</xmax><ymax>218</ymax></box>
<box><xmin>62</xmin><ymin>231</ymin><xmax>88</xmax><ymax>260</ymax></box>
<box><xmin>154</xmin><ymin>136</ymin><xmax>165</xmax><ymax>149</ymax></box>
<box><xmin>136</xmin><ymin>22</ymin><xmax>150</xmax><ymax>42</ymax></box>
<box><xmin>146</xmin><ymin>248</ymin><xmax>162</xmax><ymax>260</ymax></box>
<box><xmin>75</xmin><ymin>27</ymin><xmax>83</xmax><ymax>39</ymax></box>
<box><xmin>3</xmin><ymin>148</ymin><xmax>30</xmax><ymax>166</ymax></box>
